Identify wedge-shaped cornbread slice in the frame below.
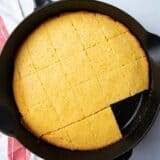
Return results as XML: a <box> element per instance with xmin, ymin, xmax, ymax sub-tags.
<box><xmin>42</xmin><ymin>107</ymin><xmax>122</xmax><ymax>150</ymax></box>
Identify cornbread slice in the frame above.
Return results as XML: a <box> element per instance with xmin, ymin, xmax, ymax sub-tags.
<box><xmin>60</xmin><ymin>50</ymin><xmax>95</xmax><ymax>86</ymax></box>
<box><xmin>22</xmin><ymin>106</ymin><xmax>61</xmax><ymax>137</ymax></box>
<box><xmin>13</xmin><ymin>11</ymin><xmax>149</xmax><ymax>150</ymax></box>
<box><xmin>26</xmin><ymin>25</ymin><xmax>58</xmax><ymax>70</ymax></box>
<box><xmin>75</xmin><ymin>77</ymin><xmax>106</xmax><ymax>116</ymax></box>
<box><xmin>44</xmin><ymin>15</ymin><xmax>83</xmax><ymax>60</ymax></box>
<box><xmin>108</xmin><ymin>32</ymin><xmax>145</xmax><ymax>66</ymax></box>
<box><xmin>123</xmin><ymin>32</ymin><xmax>146</xmax><ymax>59</ymax></box>
<box><xmin>121</xmin><ymin>57</ymin><xmax>149</xmax><ymax>96</ymax></box>
<box><xmin>13</xmin><ymin>73</ymin><xmax>61</xmax><ymax>136</ymax></box>
<box><xmin>42</xmin><ymin>128</ymin><xmax>74</xmax><ymax>150</ymax></box>
<box><xmin>42</xmin><ymin>107</ymin><xmax>122</xmax><ymax>150</ymax></box>
<box><xmin>68</xmin><ymin>12</ymin><xmax>106</xmax><ymax>48</ymax></box>
<box><xmin>95</xmin><ymin>13</ymin><xmax>128</xmax><ymax>39</ymax></box>
<box><xmin>14</xmin><ymin>43</ymin><xmax>36</xmax><ymax>78</ymax></box>
<box><xmin>88</xmin><ymin>107</ymin><xmax>122</xmax><ymax>149</ymax></box>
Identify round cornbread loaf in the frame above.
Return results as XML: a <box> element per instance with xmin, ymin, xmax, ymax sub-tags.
<box><xmin>13</xmin><ymin>11</ymin><xmax>148</xmax><ymax>150</ymax></box>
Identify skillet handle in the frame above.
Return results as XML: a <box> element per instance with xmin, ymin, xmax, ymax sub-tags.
<box><xmin>34</xmin><ymin>0</ymin><xmax>52</xmax><ymax>9</ymax></box>
<box><xmin>145</xmin><ymin>33</ymin><xmax>160</xmax><ymax>100</ymax></box>
<box><xmin>114</xmin><ymin>150</ymin><xmax>133</xmax><ymax>160</ymax></box>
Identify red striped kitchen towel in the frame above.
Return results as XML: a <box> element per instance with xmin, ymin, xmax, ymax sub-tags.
<box><xmin>0</xmin><ymin>16</ymin><xmax>32</xmax><ymax>160</ymax></box>
<box><xmin>0</xmin><ymin>17</ymin><xmax>8</xmax><ymax>51</ymax></box>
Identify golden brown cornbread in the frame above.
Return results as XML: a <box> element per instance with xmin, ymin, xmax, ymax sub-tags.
<box><xmin>42</xmin><ymin>107</ymin><xmax>122</xmax><ymax>150</ymax></box>
<box><xmin>13</xmin><ymin>11</ymin><xmax>149</xmax><ymax>150</ymax></box>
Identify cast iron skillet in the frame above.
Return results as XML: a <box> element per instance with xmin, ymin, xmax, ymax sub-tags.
<box><xmin>0</xmin><ymin>0</ymin><xmax>160</xmax><ymax>159</ymax></box>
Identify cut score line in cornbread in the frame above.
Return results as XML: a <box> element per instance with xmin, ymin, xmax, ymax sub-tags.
<box><xmin>13</xmin><ymin>11</ymin><xmax>149</xmax><ymax>150</ymax></box>
<box><xmin>42</xmin><ymin>107</ymin><xmax>122</xmax><ymax>150</ymax></box>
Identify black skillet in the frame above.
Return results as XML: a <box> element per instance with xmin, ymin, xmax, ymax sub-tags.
<box><xmin>0</xmin><ymin>0</ymin><xmax>160</xmax><ymax>159</ymax></box>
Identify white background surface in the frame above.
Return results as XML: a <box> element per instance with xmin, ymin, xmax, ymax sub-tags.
<box><xmin>0</xmin><ymin>0</ymin><xmax>160</xmax><ymax>160</ymax></box>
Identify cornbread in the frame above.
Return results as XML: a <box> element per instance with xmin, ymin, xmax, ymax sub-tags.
<box><xmin>13</xmin><ymin>11</ymin><xmax>149</xmax><ymax>150</ymax></box>
<box><xmin>42</xmin><ymin>108</ymin><xmax>122</xmax><ymax>150</ymax></box>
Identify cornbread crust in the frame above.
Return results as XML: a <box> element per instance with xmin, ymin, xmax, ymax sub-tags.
<box><xmin>13</xmin><ymin>11</ymin><xmax>148</xmax><ymax>150</ymax></box>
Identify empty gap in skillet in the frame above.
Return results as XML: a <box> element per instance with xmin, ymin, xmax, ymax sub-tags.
<box><xmin>111</xmin><ymin>90</ymin><xmax>149</xmax><ymax>135</ymax></box>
